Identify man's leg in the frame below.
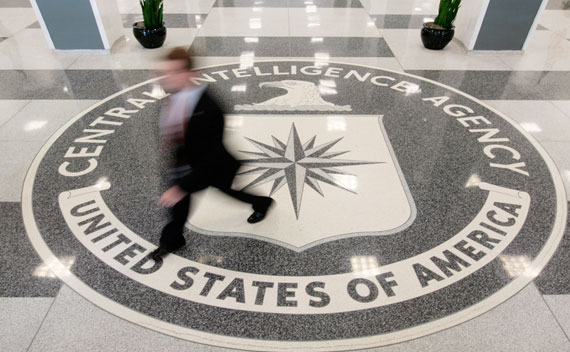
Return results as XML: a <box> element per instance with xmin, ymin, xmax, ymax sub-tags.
<box><xmin>159</xmin><ymin>194</ymin><xmax>190</xmax><ymax>251</ymax></box>
<box><xmin>216</xmin><ymin>180</ymin><xmax>274</xmax><ymax>223</ymax></box>
<box><xmin>153</xmin><ymin>171</ymin><xmax>209</xmax><ymax>260</ymax></box>
<box><xmin>221</xmin><ymin>187</ymin><xmax>273</xmax><ymax>211</ymax></box>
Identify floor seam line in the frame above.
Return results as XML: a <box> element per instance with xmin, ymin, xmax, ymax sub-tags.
<box><xmin>540</xmin><ymin>293</ymin><xmax>570</xmax><ymax>344</ymax></box>
<box><xmin>25</xmin><ymin>290</ymin><xmax>61</xmax><ymax>352</ymax></box>
<box><xmin>550</xmin><ymin>100</ymin><xmax>570</xmax><ymax>120</ymax></box>
<box><xmin>0</xmin><ymin>99</ymin><xmax>33</xmax><ymax>130</ymax></box>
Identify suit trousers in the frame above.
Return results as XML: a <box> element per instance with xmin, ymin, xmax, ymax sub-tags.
<box><xmin>159</xmin><ymin>168</ymin><xmax>271</xmax><ymax>251</ymax></box>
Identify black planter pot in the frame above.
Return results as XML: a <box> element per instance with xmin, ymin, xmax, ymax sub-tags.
<box><xmin>421</xmin><ymin>22</ymin><xmax>454</xmax><ymax>50</ymax></box>
<box><xmin>133</xmin><ymin>21</ymin><xmax>166</xmax><ymax>49</ymax></box>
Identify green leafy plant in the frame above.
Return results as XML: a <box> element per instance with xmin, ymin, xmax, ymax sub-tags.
<box><xmin>139</xmin><ymin>0</ymin><xmax>164</xmax><ymax>29</ymax></box>
<box><xmin>434</xmin><ymin>0</ymin><xmax>461</xmax><ymax>29</ymax></box>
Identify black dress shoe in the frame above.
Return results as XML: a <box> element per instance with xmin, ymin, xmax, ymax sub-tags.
<box><xmin>150</xmin><ymin>247</ymin><xmax>170</xmax><ymax>261</ymax></box>
<box><xmin>247</xmin><ymin>211</ymin><xmax>267</xmax><ymax>224</ymax></box>
<box><xmin>247</xmin><ymin>198</ymin><xmax>274</xmax><ymax>224</ymax></box>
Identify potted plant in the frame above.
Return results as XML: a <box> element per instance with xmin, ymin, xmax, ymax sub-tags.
<box><xmin>421</xmin><ymin>0</ymin><xmax>461</xmax><ymax>50</ymax></box>
<box><xmin>133</xmin><ymin>0</ymin><xmax>166</xmax><ymax>49</ymax></box>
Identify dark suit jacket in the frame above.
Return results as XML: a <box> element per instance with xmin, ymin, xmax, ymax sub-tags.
<box><xmin>176</xmin><ymin>89</ymin><xmax>240</xmax><ymax>191</ymax></box>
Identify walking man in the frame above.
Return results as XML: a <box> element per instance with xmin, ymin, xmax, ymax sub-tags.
<box><xmin>151</xmin><ymin>47</ymin><xmax>273</xmax><ymax>261</ymax></box>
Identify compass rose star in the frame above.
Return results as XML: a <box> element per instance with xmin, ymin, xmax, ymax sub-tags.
<box><xmin>238</xmin><ymin>123</ymin><xmax>381</xmax><ymax>218</ymax></box>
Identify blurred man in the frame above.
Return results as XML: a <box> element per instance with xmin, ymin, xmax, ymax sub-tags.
<box><xmin>151</xmin><ymin>47</ymin><xmax>273</xmax><ymax>261</ymax></box>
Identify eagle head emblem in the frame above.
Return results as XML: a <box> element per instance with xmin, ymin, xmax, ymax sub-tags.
<box><xmin>235</xmin><ymin>80</ymin><xmax>352</xmax><ymax>112</ymax></box>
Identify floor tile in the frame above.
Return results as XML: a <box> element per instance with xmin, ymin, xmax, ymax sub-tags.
<box><xmin>535</xmin><ymin>208</ymin><xmax>570</xmax><ymax>295</ymax></box>
<box><xmin>0</xmin><ymin>8</ymin><xmax>37</xmax><ymax>37</ymax></box>
<box><xmin>366</xmin><ymin>285</ymin><xmax>570</xmax><ymax>351</ymax></box>
<box><xmin>198</xmin><ymin>8</ymin><xmax>290</xmax><ymax>37</ymax></box>
<box><xmin>552</xmin><ymin>100</ymin><xmax>570</xmax><ymax>118</ymax></box>
<box><xmin>0</xmin><ymin>70</ymin><xmax>153</xmax><ymax>100</ymax></box>
<box><xmin>0</xmin><ymin>100</ymin><xmax>98</xmax><ymax>142</ymax></box>
<box><xmin>537</xmin><ymin>141</ymin><xmax>570</xmax><ymax>200</ymax></box>
<box><xmin>290</xmin><ymin>36</ymin><xmax>393</xmax><ymax>57</ymax></box>
<box><xmin>287</xmin><ymin>0</ymin><xmax>363</xmax><ymax>8</ymax></box>
<box><xmin>0</xmin><ymin>298</ymin><xmax>54</xmax><ymax>352</ymax></box>
<box><xmin>122</xmin><ymin>13</ymin><xmax>208</xmax><ymax>29</ymax></box>
<box><xmin>318</xmin><ymin>56</ymin><xmax>404</xmax><ymax>71</ymax></box>
<box><xmin>191</xmin><ymin>36</ymin><xmax>394</xmax><ymax>57</ymax></box>
<box><xmin>0</xmin><ymin>29</ymin><xmax>81</xmax><ymax>70</ymax></box>
<box><xmin>0</xmin><ymin>141</ymin><xmax>46</xmax><ymax>202</ymax></box>
<box><xmin>191</xmin><ymin>56</ymin><xmax>404</xmax><ymax>72</ymax></box>
<box><xmin>539</xmin><ymin>10</ymin><xmax>570</xmax><ymax>39</ymax></box>
<box><xmin>0</xmin><ymin>100</ymin><xmax>30</xmax><ymax>127</ymax></box>
<box><xmin>372</xmin><ymin>14</ymin><xmax>435</xmax><ymax>29</ymax></box>
<box><xmin>0</xmin><ymin>0</ymin><xmax>31</xmax><ymax>7</ymax></box>
<box><xmin>407</xmin><ymin>70</ymin><xmax>570</xmax><ymax>100</ymax></box>
<box><xmin>546</xmin><ymin>0</ymin><xmax>570</xmax><ymax>10</ymax></box>
<box><xmin>289</xmin><ymin>8</ymin><xmax>380</xmax><ymax>37</ymax></box>
<box><xmin>383</xmin><ymin>29</ymin><xmax>511</xmax><ymax>70</ymax></box>
<box><xmin>0</xmin><ymin>202</ymin><xmax>62</xmax><ymax>295</ymax></box>
<box><xmin>215</xmin><ymin>0</ymin><xmax>363</xmax><ymax>8</ymax></box>
<box><xmin>27</xmin><ymin>285</ymin><xmax>235</xmax><ymax>352</ymax></box>
<box><xmin>543</xmin><ymin>295</ymin><xmax>570</xmax><ymax>334</ymax></box>
<box><xmin>118</xmin><ymin>0</ymin><xmax>215</xmax><ymax>13</ymax></box>
<box><xmin>499</xmin><ymin>30</ymin><xmax>570</xmax><ymax>71</ymax></box>
<box><xmin>70</xmin><ymin>28</ymin><xmax>199</xmax><ymax>69</ymax></box>
<box><xmin>214</xmin><ymin>0</ymin><xmax>288</xmax><ymax>7</ymax></box>
<box><xmin>360</xmin><ymin>0</ymin><xmax>439</xmax><ymax>15</ymax></box>
<box><xmin>26</xmin><ymin>21</ymin><xmax>40</xmax><ymax>29</ymax></box>
<box><xmin>191</xmin><ymin>36</ymin><xmax>291</xmax><ymax>57</ymax></box>
<box><xmin>483</xmin><ymin>100</ymin><xmax>570</xmax><ymax>142</ymax></box>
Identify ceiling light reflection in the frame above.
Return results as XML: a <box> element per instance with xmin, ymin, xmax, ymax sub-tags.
<box><xmin>33</xmin><ymin>256</ymin><xmax>75</xmax><ymax>278</ymax></box>
<box><xmin>319</xmin><ymin>79</ymin><xmax>336</xmax><ymax>87</ymax></box>
<box><xmin>499</xmin><ymin>255</ymin><xmax>531</xmax><ymax>278</ymax></box>
<box><xmin>240</xmin><ymin>52</ymin><xmax>255</xmax><ymax>69</ymax></box>
<box><xmin>520</xmin><ymin>122</ymin><xmax>542</xmax><ymax>133</ymax></box>
<box><xmin>25</xmin><ymin>120</ymin><xmax>47</xmax><ymax>131</ymax></box>
<box><xmin>319</xmin><ymin>86</ymin><xmax>337</xmax><ymax>95</ymax></box>
<box><xmin>306</xmin><ymin>5</ymin><xmax>317</xmax><ymax>13</ymax></box>
<box><xmin>249</xmin><ymin>18</ymin><xmax>262</xmax><ymax>29</ymax></box>
<box><xmin>405</xmin><ymin>85</ymin><xmax>421</xmax><ymax>96</ymax></box>
<box><xmin>307</xmin><ymin>15</ymin><xmax>320</xmax><ymax>27</ymax></box>
<box><xmin>465</xmin><ymin>174</ymin><xmax>481</xmax><ymax>188</ymax></box>
<box><xmin>226</xmin><ymin>116</ymin><xmax>244</xmax><ymax>129</ymax></box>
<box><xmin>327</xmin><ymin>116</ymin><xmax>347</xmax><ymax>131</ymax></box>
<box><xmin>314</xmin><ymin>52</ymin><xmax>330</xmax><ymax>67</ymax></box>
<box><xmin>351</xmin><ymin>256</ymin><xmax>379</xmax><ymax>273</ymax></box>
<box><xmin>147</xmin><ymin>84</ymin><xmax>168</xmax><ymax>99</ymax></box>
<box><xmin>231</xmin><ymin>84</ymin><xmax>247</xmax><ymax>92</ymax></box>
<box><xmin>95</xmin><ymin>177</ymin><xmax>109</xmax><ymax>190</ymax></box>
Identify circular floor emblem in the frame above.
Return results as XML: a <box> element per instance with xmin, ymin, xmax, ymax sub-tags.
<box><xmin>24</xmin><ymin>61</ymin><xmax>566</xmax><ymax>350</ymax></box>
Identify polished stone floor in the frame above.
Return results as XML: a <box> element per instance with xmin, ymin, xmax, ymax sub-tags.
<box><xmin>2</xmin><ymin>0</ymin><xmax>570</xmax><ymax>351</ymax></box>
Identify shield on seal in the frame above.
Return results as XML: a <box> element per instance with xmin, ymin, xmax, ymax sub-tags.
<box><xmin>186</xmin><ymin>114</ymin><xmax>416</xmax><ymax>251</ymax></box>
